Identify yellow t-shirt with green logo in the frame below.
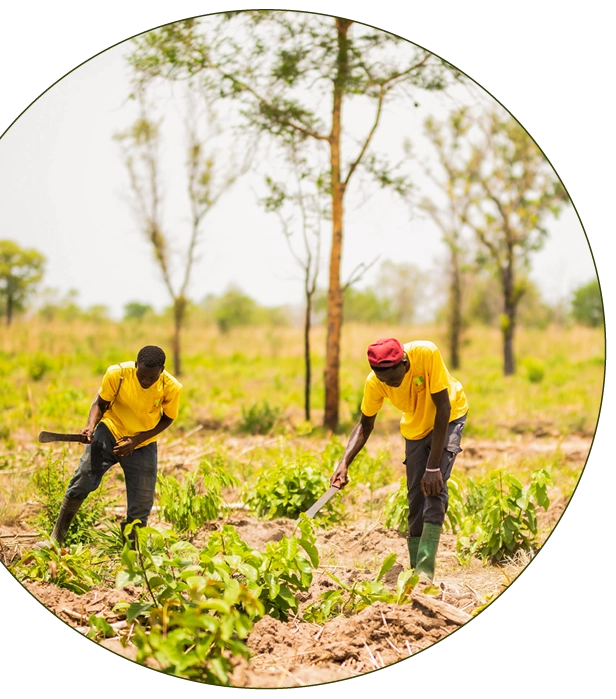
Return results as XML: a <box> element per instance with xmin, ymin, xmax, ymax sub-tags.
<box><xmin>360</xmin><ymin>341</ymin><xmax>468</xmax><ymax>441</ymax></box>
<box><xmin>98</xmin><ymin>362</ymin><xmax>183</xmax><ymax>448</ymax></box>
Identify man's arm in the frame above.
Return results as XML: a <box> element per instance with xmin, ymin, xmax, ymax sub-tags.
<box><xmin>113</xmin><ymin>413</ymin><xmax>175</xmax><ymax>457</ymax></box>
<box><xmin>330</xmin><ymin>412</ymin><xmax>377</xmax><ymax>489</ymax></box>
<box><xmin>421</xmin><ymin>389</ymin><xmax>451</xmax><ymax>497</ymax></box>
<box><xmin>80</xmin><ymin>394</ymin><xmax>110</xmax><ymax>443</ymax></box>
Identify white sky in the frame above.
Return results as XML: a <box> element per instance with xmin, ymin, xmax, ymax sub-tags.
<box><xmin>0</xmin><ymin>8</ymin><xmax>596</xmax><ymax>319</ymax></box>
<box><xmin>0</xmin><ymin>0</ymin><xmax>616</xmax><ymax>699</ymax></box>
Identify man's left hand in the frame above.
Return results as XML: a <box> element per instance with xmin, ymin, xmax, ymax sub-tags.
<box><xmin>113</xmin><ymin>436</ymin><xmax>140</xmax><ymax>457</ymax></box>
<box><xmin>421</xmin><ymin>469</ymin><xmax>444</xmax><ymax>496</ymax></box>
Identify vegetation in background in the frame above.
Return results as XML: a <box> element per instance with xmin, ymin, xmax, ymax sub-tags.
<box><xmin>571</xmin><ymin>278</ymin><xmax>604</xmax><ymax>328</ymax></box>
<box><xmin>0</xmin><ymin>239</ymin><xmax>46</xmax><ymax>326</ymax></box>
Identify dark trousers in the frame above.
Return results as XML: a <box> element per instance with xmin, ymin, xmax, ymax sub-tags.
<box><xmin>405</xmin><ymin>414</ymin><xmax>467</xmax><ymax>537</ymax></box>
<box><xmin>65</xmin><ymin>422</ymin><xmax>158</xmax><ymax>526</ymax></box>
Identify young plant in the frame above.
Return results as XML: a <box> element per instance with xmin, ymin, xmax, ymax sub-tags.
<box><xmin>382</xmin><ymin>478</ymin><xmax>409</xmax><ymax>534</ymax></box>
<box><xmin>157</xmin><ymin>456</ymin><xmax>239</xmax><ymax>534</ymax></box>
<box><xmin>243</xmin><ymin>455</ymin><xmax>343</xmax><ymax>523</ymax></box>
<box><xmin>12</xmin><ymin>542</ymin><xmax>105</xmax><ymax>594</ymax></box>
<box><xmin>111</xmin><ymin>520</ymin><xmax>319</xmax><ymax>684</ymax></box>
<box><xmin>238</xmin><ymin>400</ymin><xmax>281</xmax><ymax>434</ymax></box>
<box><xmin>447</xmin><ymin>469</ymin><xmax>552</xmax><ymax>563</ymax></box>
<box><xmin>303</xmin><ymin>553</ymin><xmax>419</xmax><ymax>624</ymax></box>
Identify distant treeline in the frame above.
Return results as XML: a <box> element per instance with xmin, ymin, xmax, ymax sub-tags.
<box><xmin>26</xmin><ymin>270</ymin><xmax>603</xmax><ymax>332</ymax></box>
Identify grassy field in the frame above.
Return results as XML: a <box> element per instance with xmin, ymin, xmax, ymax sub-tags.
<box><xmin>0</xmin><ymin>318</ymin><xmax>604</xmax><ymax>442</ymax></box>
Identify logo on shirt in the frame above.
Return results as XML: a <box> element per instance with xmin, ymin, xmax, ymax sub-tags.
<box><xmin>413</xmin><ymin>375</ymin><xmax>426</xmax><ymax>392</ymax></box>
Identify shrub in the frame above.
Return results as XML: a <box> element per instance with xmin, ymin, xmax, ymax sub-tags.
<box><xmin>238</xmin><ymin>400</ymin><xmax>281</xmax><ymax>434</ymax></box>
<box><xmin>157</xmin><ymin>457</ymin><xmax>239</xmax><ymax>534</ymax></box>
<box><xmin>447</xmin><ymin>469</ymin><xmax>552</xmax><ymax>563</ymax></box>
<box><xmin>522</xmin><ymin>358</ymin><xmax>545</xmax><ymax>383</ymax></box>
<box><xmin>243</xmin><ymin>455</ymin><xmax>343</xmax><ymax>522</ymax></box>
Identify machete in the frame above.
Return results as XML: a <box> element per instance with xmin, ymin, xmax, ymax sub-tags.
<box><xmin>305</xmin><ymin>485</ymin><xmax>340</xmax><ymax>518</ymax></box>
<box><xmin>38</xmin><ymin>431</ymin><xmax>89</xmax><ymax>444</ymax></box>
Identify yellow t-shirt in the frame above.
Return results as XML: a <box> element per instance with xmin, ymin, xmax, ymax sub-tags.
<box><xmin>360</xmin><ymin>341</ymin><xmax>468</xmax><ymax>441</ymax></box>
<box><xmin>98</xmin><ymin>362</ymin><xmax>183</xmax><ymax>448</ymax></box>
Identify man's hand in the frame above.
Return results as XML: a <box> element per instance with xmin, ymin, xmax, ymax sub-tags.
<box><xmin>330</xmin><ymin>462</ymin><xmax>350</xmax><ymax>489</ymax></box>
<box><xmin>113</xmin><ymin>436</ymin><xmax>140</xmax><ymax>458</ymax></box>
<box><xmin>421</xmin><ymin>469</ymin><xmax>444</xmax><ymax>497</ymax></box>
<box><xmin>80</xmin><ymin>426</ymin><xmax>96</xmax><ymax>444</ymax></box>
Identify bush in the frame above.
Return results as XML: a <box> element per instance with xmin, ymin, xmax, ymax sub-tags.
<box><xmin>447</xmin><ymin>469</ymin><xmax>552</xmax><ymax>563</ymax></box>
<box><xmin>522</xmin><ymin>358</ymin><xmax>545</xmax><ymax>383</ymax></box>
<box><xmin>238</xmin><ymin>401</ymin><xmax>281</xmax><ymax>435</ymax></box>
<box><xmin>243</xmin><ymin>455</ymin><xmax>343</xmax><ymax>522</ymax></box>
<box><xmin>157</xmin><ymin>457</ymin><xmax>239</xmax><ymax>534</ymax></box>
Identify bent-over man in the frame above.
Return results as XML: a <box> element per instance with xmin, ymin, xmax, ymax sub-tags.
<box><xmin>39</xmin><ymin>345</ymin><xmax>182</xmax><ymax>547</ymax></box>
<box><xmin>330</xmin><ymin>338</ymin><xmax>468</xmax><ymax>582</ymax></box>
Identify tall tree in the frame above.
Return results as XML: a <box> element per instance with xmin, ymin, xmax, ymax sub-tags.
<box><xmin>262</xmin><ymin>138</ymin><xmax>325</xmax><ymax>423</ymax></box>
<box><xmin>127</xmin><ymin>10</ymin><xmax>457</xmax><ymax>429</ymax></box>
<box><xmin>0</xmin><ymin>240</ymin><xmax>45</xmax><ymax>325</ymax></box>
<box><xmin>421</xmin><ymin>108</ymin><xmax>474</xmax><ymax>369</ymax></box>
<box><xmin>463</xmin><ymin>110</ymin><xmax>569</xmax><ymax>374</ymax></box>
<box><xmin>115</xmin><ymin>86</ymin><xmax>244</xmax><ymax>375</ymax></box>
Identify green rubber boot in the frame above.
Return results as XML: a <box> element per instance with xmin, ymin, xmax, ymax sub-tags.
<box><xmin>415</xmin><ymin>522</ymin><xmax>442</xmax><ymax>582</ymax></box>
<box><xmin>407</xmin><ymin>536</ymin><xmax>420</xmax><ymax>569</ymax></box>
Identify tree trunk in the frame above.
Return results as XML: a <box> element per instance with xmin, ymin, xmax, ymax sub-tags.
<box><xmin>449</xmin><ymin>256</ymin><xmax>462</xmax><ymax>370</ymax></box>
<box><xmin>323</xmin><ymin>17</ymin><xmax>351</xmax><ymax>432</ymax></box>
<box><xmin>6</xmin><ymin>293</ymin><xmax>13</xmax><ymax>326</ymax></box>
<box><xmin>304</xmin><ymin>288</ymin><xmax>313</xmax><ymax>423</ymax></box>
<box><xmin>501</xmin><ymin>266</ymin><xmax>516</xmax><ymax>376</ymax></box>
<box><xmin>172</xmin><ymin>296</ymin><xmax>187</xmax><ymax>377</ymax></box>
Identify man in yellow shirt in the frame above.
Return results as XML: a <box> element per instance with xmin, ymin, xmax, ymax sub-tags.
<box><xmin>41</xmin><ymin>345</ymin><xmax>182</xmax><ymax>547</ymax></box>
<box><xmin>330</xmin><ymin>338</ymin><xmax>468</xmax><ymax>582</ymax></box>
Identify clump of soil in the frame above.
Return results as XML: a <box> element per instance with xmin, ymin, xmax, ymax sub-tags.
<box><xmin>231</xmin><ymin>597</ymin><xmax>470</xmax><ymax>687</ymax></box>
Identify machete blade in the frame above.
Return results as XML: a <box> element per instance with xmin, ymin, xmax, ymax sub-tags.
<box><xmin>305</xmin><ymin>485</ymin><xmax>340</xmax><ymax>518</ymax></box>
<box><xmin>38</xmin><ymin>431</ymin><xmax>88</xmax><ymax>444</ymax></box>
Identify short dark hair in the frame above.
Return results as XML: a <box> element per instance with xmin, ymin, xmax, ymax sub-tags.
<box><xmin>137</xmin><ymin>345</ymin><xmax>166</xmax><ymax>368</ymax></box>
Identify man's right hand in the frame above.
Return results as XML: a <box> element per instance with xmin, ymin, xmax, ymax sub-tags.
<box><xmin>80</xmin><ymin>426</ymin><xmax>95</xmax><ymax>443</ymax></box>
<box><xmin>330</xmin><ymin>462</ymin><xmax>349</xmax><ymax>489</ymax></box>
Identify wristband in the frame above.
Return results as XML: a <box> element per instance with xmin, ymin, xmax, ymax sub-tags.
<box><xmin>425</xmin><ymin>468</ymin><xmax>441</xmax><ymax>473</ymax></box>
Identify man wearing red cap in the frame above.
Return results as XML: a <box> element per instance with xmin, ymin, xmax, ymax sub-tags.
<box><xmin>330</xmin><ymin>338</ymin><xmax>468</xmax><ymax>582</ymax></box>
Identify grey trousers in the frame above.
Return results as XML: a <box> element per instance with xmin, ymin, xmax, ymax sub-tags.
<box><xmin>404</xmin><ymin>414</ymin><xmax>467</xmax><ymax>537</ymax></box>
<box><xmin>65</xmin><ymin>422</ymin><xmax>158</xmax><ymax>526</ymax></box>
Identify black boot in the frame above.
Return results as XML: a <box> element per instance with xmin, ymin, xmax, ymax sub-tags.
<box><xmin>35</xmin><ymin>496</ymin><xmax>85</xmax><ymax>548</ymax></box>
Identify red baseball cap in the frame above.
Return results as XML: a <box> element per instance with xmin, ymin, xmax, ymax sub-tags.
<box><xmin>367</xmin><ymin>338</ymin><xmax>404</xmax><ymax>368</ymax></box>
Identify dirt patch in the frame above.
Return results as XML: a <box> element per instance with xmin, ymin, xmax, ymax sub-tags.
<box><xmin>232</xmin><ymin>598</ymin><xmax>470</xmax><ymax>687</ymax></box>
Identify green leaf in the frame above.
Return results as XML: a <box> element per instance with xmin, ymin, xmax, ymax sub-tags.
<box><xmin>376</xmin><ymin>552</ymin><xmax>397</xmax><ymax>582</ymax></box>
